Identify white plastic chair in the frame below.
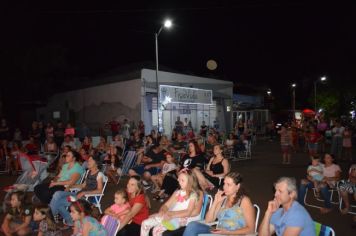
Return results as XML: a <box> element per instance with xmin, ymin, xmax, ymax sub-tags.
<box><xmin>303</xmin><ymin>187</ymin><xmax>339</xmax><ymax>209</ymax></box>
<box><xmin>84</xmin><ymin>175</ymin><xmax>109</xmax><ymax>214</ymax></box>
<box><xmin>70</xmin><ymin>170</ymin><xmax>89</xmax><ymax>193</ymax></box>
<box><xmin>237</xmin><ymin>141</ymin><xmax>252</xmax><ymax>160</ymax></box>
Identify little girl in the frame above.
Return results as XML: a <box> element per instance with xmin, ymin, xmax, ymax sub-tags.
<box><xmin>33</xmin><ymin>204</ymin><xmax>62</xmax><ymax>236</ymax></box>
<box><xmin>102</xmin><ymin>190</ymin><xmax>131</xmax><ymax>223</ymax></box>
<box><xmin>141</xmin><ymin>170</ymin><xmax>198</xmax><ymax>236</ymax></box>
<box><xmin>1</xmin><ymin>191</ymin><xmax>32</xmax><ymax>236</ymax></box>
<box><xmin>151</xmin><ymin>152</ymin><xmax>177</xmax><ymax>196</ymax></box>
<box><xmin>70</xmin><ymin>199</ymin><xmax>107</xmax><ymax>236</ymax></box>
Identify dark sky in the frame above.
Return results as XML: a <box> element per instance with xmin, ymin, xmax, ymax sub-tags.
<box><xmin>1</xmin><ymin>1</ymin><xmax>356</xmax><ymax>108</ymax></box>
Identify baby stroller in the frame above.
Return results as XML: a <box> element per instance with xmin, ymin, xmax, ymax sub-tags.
<box><xmin>2</xmin><ymin>153</ymin><xmax>49</xmax><ymax>212</ymax></box>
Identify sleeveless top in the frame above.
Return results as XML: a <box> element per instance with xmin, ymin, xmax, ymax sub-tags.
<box><xmin>217</xmin><ymin>197</ymin><xmax>246</xmax><ymax>231</ymax></box>
<box><xmin>83</xmin><ymin>171</ymin><xmax>104</xmax><ymax>191</ymax></box>
<box><xmin>210</xmin><ymin>159</ymin><xmax>224</xmax><ymax>175</ymax></box>
<box><xmin>74</xmin><ymin>216</ymin><xmax>107</xmax><ymax>236</ymax></box>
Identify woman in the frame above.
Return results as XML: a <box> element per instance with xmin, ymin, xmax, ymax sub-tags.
<box><xmin>50</xmin><ymin>155</ymin><xmax>104</xmax><ymax>226</ymax></box>
<box><xmin>183</xmin><ymin>172</ymin><xmax>256</xmax><ymax>236</ymax></box>
<box><xmin>44</xmin><ymin>136</ymin><xmax>58</xmax><ymax>153</ymax></box>
<box><xmin>117</xmin><ymin>175</ymin><xmax>149</xmax><ymax>236</ymax></box>
<box><xmin>298</xmin><ymin>153</ymin><xmax>341</xmax><ymax>213</ymax></box>
<box><xmin>34</xmin><ymin>150</ymin><xmax>85</xmax><ymax>204</ymax></box>
<box><xmin>201</xmin><ymin>144</ymin><xmax>229</xmax><ymax>189</ymax></box>
<box><xmin>81</xmin><ymin>136</ymin><xmax>93</xmax><ymax>153</ymax></box>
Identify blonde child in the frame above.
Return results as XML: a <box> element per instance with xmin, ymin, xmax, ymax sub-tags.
<box><xmin>307</xmin><ymin>156</ymin><xmax>324</xmax><ymax>196</ymax></box>
<box><xmin>70</xmin><ymin>199</ymin><xmax>107</xmax><ymax>236</ymax></box>
<box><xmin>1</xmin><ymin>191</ymin><xmax>32</xmax><ymax>236</ymax></box>
<box><xmin>151</xmin><ymin>152</ymin><xmax>177</xmax><ymax>194</ymax></box>
<box><xmin>33</xmin><ymin>204</ymin><xmax>62</xmax><ymax>236</ymax></box>
<box><xmin>102</xmin><ymin>190</ymin><xmax>131</xmax><ymax>223</ymax></box>
<box><xmin>141</xmin><ymin>170</ymin><xmax>198</xmax><ymax>236</ymax></box>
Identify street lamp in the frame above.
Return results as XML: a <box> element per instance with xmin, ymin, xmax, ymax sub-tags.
<box><xmin>291</xmin><ymin>83</ymin><xmax>296</xmax><ymax>114</ymax></box>
<box><xmin>314</xmin><ymin>76</ymin><xmax>327</xmax><ymax>112</ymax></box>
<box><xmin>155</xmin><ymin>19</ymin><xmax>172</xmax><ymax>132</ymax></box>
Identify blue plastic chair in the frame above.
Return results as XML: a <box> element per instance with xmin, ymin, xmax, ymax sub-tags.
<box><xmin>314</xmin><ymin>221</ymin><xmax>335</xmax><ymax>236</ymax></box>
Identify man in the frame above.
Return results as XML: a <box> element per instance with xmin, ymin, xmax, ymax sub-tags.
<box><xmin>175</xmin><ymin>116</ymin><xmax>184</xmax><ymax>134</ymax></box>
<box><xmin>259</xmin><ymin>177</ymin><xmax>315</xmax><ymax>236</ymax></box>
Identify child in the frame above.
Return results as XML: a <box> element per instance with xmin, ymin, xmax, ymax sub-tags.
<box><xmin>141</xmin><ymin>170</ymin><xmax>198</xmax><ymax>236</ymax></box>
<box><xmin>151</xmin><ymin>152</ymin><xmax>177</xmax><ymax>196</ymax></box>
<box><xmin>1</xmin><ymin>191</ymin><xmax>32</xmax><ymax>236</ymax></box>
<box><xmin>33</xmin><ymin>204</ymin><xmax>62</xmax><ymax>236</ymax></box>
<box><xmin>70</xmin><ymin>199</ymin><xmax>107</xmax><ymax>236</ymax></box>
<box><xmin>307</xmin><ymin>156</ymin><xmax>324</xmax><ymax>196</ymax></box>
<box><xmin>102</xmin><ymin>190</ymin><xmax>131</xmax><ymax>223</ymax></box>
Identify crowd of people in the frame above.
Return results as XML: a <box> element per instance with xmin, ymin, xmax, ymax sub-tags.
<box><xmin>0</xmin><ymin>116</ymin><xmax>354</xmax><ymax>235</ymax></box>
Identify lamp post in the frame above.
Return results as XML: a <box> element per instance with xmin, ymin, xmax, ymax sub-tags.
<box><xmin>155</xmin><ymin>19</ymin><xmax>172</xmax><ymax>132</ymax></box>
<box><xmin>314</xmin><ymin>76</ymin><xmax>327</xmax><ymax>112</ymax></box>
<box><xmin>291</xmin><ymin>83</ymin><xmax>296</xmax><ymax>114</ymax></box>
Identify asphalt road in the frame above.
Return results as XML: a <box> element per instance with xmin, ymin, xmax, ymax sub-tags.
<box><xmin>0</xmin><ymin>139</ymin><xmax>355</xmax><ymax>235</ymax></box>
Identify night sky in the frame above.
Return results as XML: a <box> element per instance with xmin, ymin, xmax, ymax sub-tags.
<box><xmin>1</xmin><ymin>1</ymin><xmax>356</xmax><ymax>110</ymax></box>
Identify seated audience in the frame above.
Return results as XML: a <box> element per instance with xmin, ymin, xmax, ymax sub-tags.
<box><xmin>298</xmin><ymin>153</ymin><xmax>341</xmax><ymax>213</ymax></box>
<box><xmin>259</xmin><ymin>177</ymin><xmax>315</xmax><ymax>236</ymax></box>
<box><xmin>183</xmin><ymin>172</ymin><xmax>255</xmax><ymax>236</ymax></box>
<box><xmin>338</xmin><ymin>164</ymin><xmax>356</xmax><ymax>226</ymax></box>
<box><xmin>70</xmin><ymin>199</ymin><xmax>107</xmax><ymax>235</ymax></box>
<box><xmin>141</xmin><ymin>170</ymin><xmax>199</xmax><ymax>236</ymax></box>
<box><xmin>33</xmin><ymin>204</ymin><xmax>62</xmax><ymax>236</ymax></box>
<box><xmin>102</xmin><ymin>189</ymin><xmax>131</xmax><ymax>223</ymax></box>
<box><xmin>1</xmin><ymin>191</ymin><xmax>32</xmax><ymax>236</ymax></box>
<box><xmin>50</xmin><ymin>155</ymin><xmax>103</xmax><ymax>226</ymax></box>
<box><xmin>117</xmin><ymin>176</ymin><xmax>150</xmax><ymax>236</ymax></box>
<box><xmin>34</xmin><ymin>150</ymin><xmax>85</xmax><ymax>204</ymax></box>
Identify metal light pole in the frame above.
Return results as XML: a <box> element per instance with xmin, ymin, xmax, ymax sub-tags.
<box><xmin>291</xmin><ymin>83</ymin><xmax>296</xmax><ymax>114</ymax></box>
<box><xmin>155</xmin><ymin>19</ymin><xmax>172</xmax><ymax>132</ymax></box>
<box><xmin>314</xmin><ymin>76</ymin><xmax>326</xmax><ymax>112</ymax></box>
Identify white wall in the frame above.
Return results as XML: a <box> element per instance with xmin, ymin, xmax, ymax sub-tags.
<box><xmin>38</xmin><ymin>79</ymin><xmax>141</xmax><ymax>132</ymax></box>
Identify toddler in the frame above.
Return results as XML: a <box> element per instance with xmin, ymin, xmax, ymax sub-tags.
<box><xmin>307</xmin><ymin>156</ymin><xmax>324</xmax><ymax>195</ymax></box>
<box><xmin>102</xmin><ymin>190</ymin><xmax>131</xmax><ymax>223</ymax></box>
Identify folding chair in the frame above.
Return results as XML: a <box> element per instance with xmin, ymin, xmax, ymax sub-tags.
<box><xmin>101</xmin><ymin>215</ymin><xmax>120</xmax><ymax>235</ymax></box>
<box><xmin>70</xmin><ymin>169</ymin><xmax>89</xmax><ymax>193</ymax></box>
<box><xmin>304</xmin><ymin>187</ymin><xmax>339</xmax><ymax>209</ymax></box>
<box><xmin>200</xmin><ymin>194</ymin><xmax>213</xmax><ymax>220</ymax></box>
<box><xmin>237</xmin><ymin>141</ymin><xmax>252</xmax><ymax>160</ymax></box>
<box><xmin>314</xmin><ymin>221</ymin><xmax>335</xmax><ymax>236</ymax></box>
<box><xmin>84</xmin><ymin>174</ymin><xmax>109</xmax><ymax>214</ymax></box>
<box><xmin>117</xmin><ymin>151</ymin><xmax>137</xmax><ymax>184</ymax></box>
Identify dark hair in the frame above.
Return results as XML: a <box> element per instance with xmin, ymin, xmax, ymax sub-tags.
<box><xmin>70</xmin><ymin>199</ymin><xmax>92</xmax><ymax>216</ymax></box>
<box><xmin>71</xmin><ymin>150</ymin><xmax>80</xmax><ymax>161</ymax></box>
<box><xmin>188</xmin><ymin>140</ymin><xmax>202</xmax><ymax>155</ymax></box>
<box><xmin>115</xmin><ymin>189</ymin><xmax>129</xmax><ymax>202</ymax></box>
<box><xmin>35</xmin><ymin>204</ymin><xmax>58</xmax><ymax>231</ymax></box>
<box><xmin>90</xmin><ymin>154</ymin><xmax>102</xmax><ymax>170</ymax></box>
<box><xmin>225</xmin><ymin>172</ymin><xmax>247</xmax><ymax>206</ymax></box>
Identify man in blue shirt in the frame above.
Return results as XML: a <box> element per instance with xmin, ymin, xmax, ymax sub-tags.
<box><xmin>259</xmin><ymin>177</ymin><xmax>315</xmax><ymax>236</ymax></box>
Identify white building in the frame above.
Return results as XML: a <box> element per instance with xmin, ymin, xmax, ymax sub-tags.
<box><xmin>37</xmin><ymin>68</ymin><xmax>233</xmax><ymax>136</ymax></box>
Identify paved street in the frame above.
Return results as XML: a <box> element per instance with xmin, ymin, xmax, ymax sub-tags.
<box><xmin>0</xmin><ymin>139</ymin><xmax>355</xmax><ymax>235</ymax></box>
